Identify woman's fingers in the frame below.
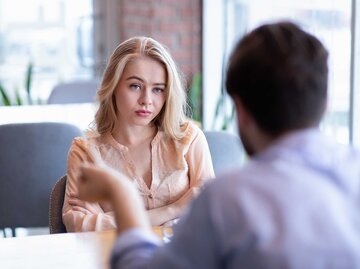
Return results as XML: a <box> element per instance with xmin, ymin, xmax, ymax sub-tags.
<box><xmin>68</xmin><ymin>198</ymin><xmax>85</xmax><ymax>207</ymax></box>
<box><xmin>71</xmin><ymin>206</ymin><xmax>92</xmax><ymax>215</ymax></box>
<box><xmin>69</xmin><ymin>192</ymin><xmax>79</xmax><ymax>199</ymax></box>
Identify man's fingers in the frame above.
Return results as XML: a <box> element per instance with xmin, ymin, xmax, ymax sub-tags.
<box><xmin>79</xmin><ymin>162</ymin><xmax>101</xmax><ymax>180</ymax></box>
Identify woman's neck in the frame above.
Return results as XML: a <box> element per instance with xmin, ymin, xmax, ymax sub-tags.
<box><xmin>111</xmin><ymin>124</ymin><xmax>157</xmax><ymax>147</ymax></box>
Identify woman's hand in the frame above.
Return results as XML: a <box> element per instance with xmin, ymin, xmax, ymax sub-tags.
<box><xmin>68</xmin><ymin>192</ymin><xmax>104</xmax><ymax>214</ymax></box>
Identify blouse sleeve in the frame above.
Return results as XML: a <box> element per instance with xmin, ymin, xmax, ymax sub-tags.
<box><xmin>147</xmin><ymin>124</ymin><xmax>215</xmax><ymax>226</ymax></box>
<box><xmin>185</xmin><ymin>126</ymin><xmax>215</xmax><ymax>188</ymax></box>
<box><xmin>62</xmin><ymin>138</ymin><xmax>116</xmax><ymax>232</ymax></box>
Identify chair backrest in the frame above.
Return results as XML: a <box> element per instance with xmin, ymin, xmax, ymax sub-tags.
<box><xmin>0</xmin><ymin>122</ymin><xmax>83</xmax><ymax>231</ymax></box>
<box><xmin>49</xmin><ymin>175</ymin><xmax>67</xmax><ymax>233</ymax></box>
<box><xmin>204</xmin><ymin>131</ymin><xmax>244</xmax><ymax>176</ymax></box>
<box><xmin>47</xmin><ymin>79</ymin><xmax>100</xmax><ymax>104</ymax></box>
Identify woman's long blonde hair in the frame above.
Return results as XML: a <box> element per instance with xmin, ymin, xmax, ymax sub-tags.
<box><xmin>93</xmin><ymin>36</ymin><xmax>188</xmax><ymax>140</ymax></box>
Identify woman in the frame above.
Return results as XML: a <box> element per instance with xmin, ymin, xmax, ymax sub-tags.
<box><xmin>62</xmin><ymin>36</ymin><xmax>215</xmax><ymax>232</ymax></box>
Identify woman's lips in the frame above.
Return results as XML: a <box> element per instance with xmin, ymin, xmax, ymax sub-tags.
<box><xmin>135</xmin><ymin>110</ymin><xmax>152</xmax><ymax>117</ymax></box>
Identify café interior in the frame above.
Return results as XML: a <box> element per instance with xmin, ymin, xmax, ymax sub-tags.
<box><xmin>0</xmin><ymin>0</ymin><xmax>359</xmax><ymax>268</ymax></box>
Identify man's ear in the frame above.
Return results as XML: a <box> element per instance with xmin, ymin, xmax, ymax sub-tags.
<box><xmin>233</xmin><ymin>96</ymin><xmax>251</xmax><ymax>128</ymax></box>
<box><xmin>321</xmin><ymin>99</ymin><xmax>328</xmax><ymax>118</ymax></box>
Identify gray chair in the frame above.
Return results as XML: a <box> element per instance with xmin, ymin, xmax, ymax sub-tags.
<box><xmin>0</xmin><ymin>122</ymin><xmax>82</xmax><ymax>236</ymax></box>
<box><xmin>47</xmin><ymin>79</ymin><xmax>100</xmax><ymax>104</ymax></box>
<box><xmin>204</xmin><ymin>131</ymin><xmax>244</xmax><ymax>176</ymax></box>
<box><xmin>49</xmin><ymin>175</ymin><xmax>67</xmax><ymax>234</ymax></box>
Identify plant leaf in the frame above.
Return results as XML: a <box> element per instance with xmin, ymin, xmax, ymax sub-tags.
<box><xmin>15</xmin><ymin>89</ymin><xmax>23</xmax><ymax>105</ymax></box>
<box><xmin>188</xmin><ymin>73</ymin><xmax>202</xmax><ymax>122</ymax></box>
<box><xmin>25</xmin><ymin>62</ymin><xmax>33</xmax><ymax>105</ymax></box>
<box><xmin>0</xmin><ymin>84</ymin><xmax>11</xmax><ymax>106</ymax></box>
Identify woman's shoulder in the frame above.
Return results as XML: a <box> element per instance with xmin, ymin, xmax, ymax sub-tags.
<box><xmin>69</xmin><ymin>131</ymin><xmax>103</xmax><ymax>150</ymax></box>
<box><xmin>180</xmin><ymin>119</ymin><xmax>202</xmax><ymax>133</ymax></box>
<box><xmin>177</xmin><ymin>120</ymin><xmax>205</xmax><ymax>145</ymax></box>
<box><xmin>70</xmin><ymin>136</ymin><xmax>86</xmax><ymax>147</ymax></box>
<box><xmin>68</xmin><ymin>132</ymin><xmax>108</xmax><ymax>163</ymax></box>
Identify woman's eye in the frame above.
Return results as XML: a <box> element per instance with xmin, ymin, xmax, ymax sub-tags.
<box><xmin>153</xmin><ymin>87</ymin><xmax>165</xmax><ymax>94</ymax></box>
<box><xmin>130</xmin><ymin>84</ymin><xmax>141</xmax><ymax>91</ymax></box>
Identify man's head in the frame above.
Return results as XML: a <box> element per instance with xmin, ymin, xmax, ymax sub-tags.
<box><xmin>226</xmin><ymin>21</ymin><xmax>328</xmax><ymax>148</ymax></box>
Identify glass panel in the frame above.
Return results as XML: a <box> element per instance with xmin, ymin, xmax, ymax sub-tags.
<box><xmin>225</xmin><ymin>0</ymin><xmax>351</xmax><ymax>144</ymax></box>
<box><xmin>0</xmin><ymin>0</ymin><xmax>94</xmax><ymax>104</ymax></box>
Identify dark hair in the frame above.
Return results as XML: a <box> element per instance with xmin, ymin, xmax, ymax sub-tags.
<box><xmin>226</xmin><ymin>21</ymin><xmax>328</xmax><ymax>136</ymax></box>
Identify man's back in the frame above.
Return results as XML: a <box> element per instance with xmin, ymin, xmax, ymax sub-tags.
<box><xmin>155</xmin><ymin>129</ymin><xmax>360</xmax><ymax>268</ymax></box>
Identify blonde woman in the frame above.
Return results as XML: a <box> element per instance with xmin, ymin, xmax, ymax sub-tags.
<box><xmin>62</xmin><ymin>37</ymin><xmax>215</xmax><ymax>232</ymax></box>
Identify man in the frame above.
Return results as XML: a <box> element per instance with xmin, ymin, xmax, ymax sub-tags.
<box><xmin>78</xmin><ymin>21</ymin><xmax>360</xmax><ymax>268</ymax></box>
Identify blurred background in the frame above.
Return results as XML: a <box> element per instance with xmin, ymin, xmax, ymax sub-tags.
<box><xmin>0</xmin><ymin>0</ymin><xmax>359</xmax><ymax>146</ymax></box>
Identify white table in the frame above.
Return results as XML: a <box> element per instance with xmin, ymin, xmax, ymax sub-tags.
<box><xmin>0</xmin><ymin>228</ymin><xmax>166</xmax><ymax>269</ymax></box>
<box><xmin>0</xmin><ymin>103</ymin><xmax>97</xmax><ymax>131</ymax></box>
<box><xmin>0</xmin><ymin>231</ymin><xmax>116</xmax><ymax>269</ymax></box>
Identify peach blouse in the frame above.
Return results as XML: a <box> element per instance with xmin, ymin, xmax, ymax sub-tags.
<box><xmin>63</xmin><ymin>121</ymin><xmax>215</xmax><ymax>232</ymax></box>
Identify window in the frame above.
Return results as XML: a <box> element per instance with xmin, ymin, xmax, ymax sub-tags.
<box><xmin>203</xmin><ymin>0</ymin><xmax>358</xmax><ymax>146</ymax></box>
<box><xmin>0</xmin><ymin>0</ymin><xmax>94</xmax><ymax>103</ymax></box>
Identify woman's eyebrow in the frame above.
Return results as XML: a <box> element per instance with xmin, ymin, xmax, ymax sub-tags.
<box><xmin>126</xmin><ymin>76</ymin><xmax>144</xmax><ymax>82</ymax></box>
<box><xmin>154</xmin><ymin>82</ymin><xmax>166</xmax><ymax>86</ymax></box>
<box><xmin>126</xmin><ymin>76</ymin><xmax>166</xmax><ymax>86</ymax></box>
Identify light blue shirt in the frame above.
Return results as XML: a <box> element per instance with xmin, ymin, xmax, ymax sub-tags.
<box><xmin>111</xmin><ymin>129</ymin><xmax>360</xmax><ymax>269</ymax></box>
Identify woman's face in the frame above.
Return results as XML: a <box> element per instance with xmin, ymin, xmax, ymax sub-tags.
<box><xmin>114</xmin><ymin>56</ymin><xmax>167</xmax><ymax>127</ymax></box>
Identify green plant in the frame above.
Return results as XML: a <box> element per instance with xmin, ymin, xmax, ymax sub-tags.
<box><xmin>0</xmin><ymin>83</ymin><xmax>11</xmax><ymax>106</ymax></box>
<box><xmin>15</xmin><ymin>88</ymin><xmax>23</xmax><ymax>105</ymax></box>
<box><xmin>25</xmin><ymin>62</ymin><xmax>33</xmax><ymax>105</ymax></box>
<box><xmin>0</xmin><ymin>62</ymin><xmax>35</xmax><ymax>106</ymax></box>
<box><xmin>187</xmin><ymin>73</ymin><xmax>202</xmax><ymax>123</ymax></box>
<box><xmin>212</xmin><ymin>58</ymin><xmax>236</xmax><ymax>131</ymax></box>
<box><xmin>212</xmin><ymin>91</ymin><xmax>235</xmax><ymax>130</ymax></box>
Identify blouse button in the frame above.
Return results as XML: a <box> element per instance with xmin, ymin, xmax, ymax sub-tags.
<box><xmin>148</xmin><ymin>193</ymin><xmax>153</xmax><ymax>199</ymax></box>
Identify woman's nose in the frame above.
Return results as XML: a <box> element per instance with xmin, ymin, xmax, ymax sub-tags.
<box><xmin>138</xmin><ymin>89</ymin><xmax>152</xmax><ymax>106</ymax></box>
